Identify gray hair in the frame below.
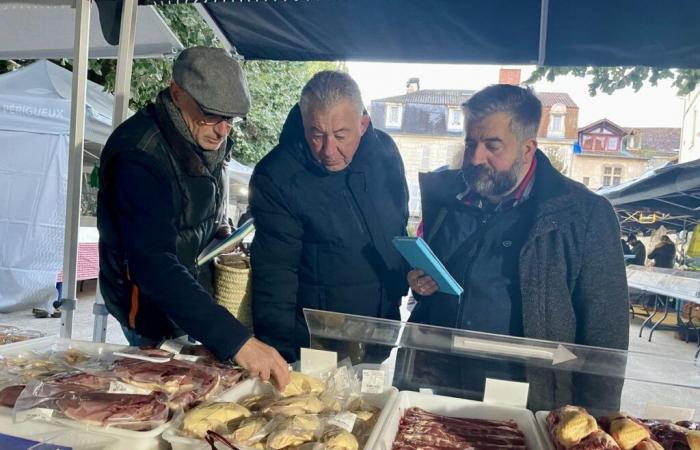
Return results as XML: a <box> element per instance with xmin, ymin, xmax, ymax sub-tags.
<box><xmin>299</xmin><ymin>71</ymin><xmax>365</xmax><ymax>118</ymax></box>
<box><xmin>462</xmin><ymin>84</ymin><xmax>542</xmax><ymax>145</ymax></box>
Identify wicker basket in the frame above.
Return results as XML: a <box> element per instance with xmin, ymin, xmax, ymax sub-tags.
<box><xmin>214</xmin><ymin>253</ymin><xmax>252</xmax><ymax>330</ymax></box>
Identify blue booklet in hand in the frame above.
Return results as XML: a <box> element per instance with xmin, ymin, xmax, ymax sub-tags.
<box><xmin>392</xmin><ymin>236</ymin><xmax>463</xmax><ymax>296</ymax></box>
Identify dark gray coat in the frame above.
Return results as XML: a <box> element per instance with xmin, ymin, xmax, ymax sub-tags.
<box><xmin>415</xmin><ymin>150</ymin><xmax>630</xmax><ymax>412</ymax></box>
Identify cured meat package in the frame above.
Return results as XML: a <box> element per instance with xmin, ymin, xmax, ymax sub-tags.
<box><xmin>378</xmin><ymin>391</ymin><xmax>546</xmax><ymax>449</ymax></box>
<box><xmin>8</xmin><ymin>343</ymin><xmax>247</xmax><ymax>433</ymax></box>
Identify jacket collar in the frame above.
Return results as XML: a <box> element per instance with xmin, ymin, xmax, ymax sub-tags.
<box><xmin>420</xmin><ymin>150</ymin><xmax>582</xmax><ymax>232</ymax></box>
<box><xmin>150</xmin><ymin>91</ymin><xmax>231</xmax><ymax>178</ymax></box>
<box><xmin>279</xmin><ymin>104</ymin><xmax>378</xmax><ymax>176</ymax></box>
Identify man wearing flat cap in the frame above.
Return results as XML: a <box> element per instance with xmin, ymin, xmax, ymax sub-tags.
<box><xmin>98</xmin><ymin>47</ymin><xmax>289</xmax><ymax>389</ymax></box>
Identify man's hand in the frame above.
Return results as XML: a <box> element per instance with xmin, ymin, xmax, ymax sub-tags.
<box><xmin>408</xmin><ymin>269</ymin><xmax>438</xmax><ymax>296</ymax></box>
<box><xmin>234</xmin><ymin>337</ymin><xmax>290</xmax><ymax>390</ymax></box>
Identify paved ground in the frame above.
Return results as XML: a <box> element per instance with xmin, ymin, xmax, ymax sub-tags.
<box><xmin>1</xmin><ymin>283</ymin><xmax>698</xmax><ymax>418</ymax></box>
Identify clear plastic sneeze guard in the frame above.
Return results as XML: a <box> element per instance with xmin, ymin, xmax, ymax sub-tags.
<box><xmin>304</xmin><ymin>309</ymin><xmax>700</xmax><ymax>419</ymax></box>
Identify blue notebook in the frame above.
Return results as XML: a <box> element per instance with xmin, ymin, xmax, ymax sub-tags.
<box><xmin>392</xmin><ymin>236</ymin><xmax>463</xmax><ymax>296</ymax></box>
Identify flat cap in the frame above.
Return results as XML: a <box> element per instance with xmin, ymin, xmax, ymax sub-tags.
<box><xmin>173</xmin><ymin>47</ymin><xmax>251</xmax><ymax>117</ymax></box>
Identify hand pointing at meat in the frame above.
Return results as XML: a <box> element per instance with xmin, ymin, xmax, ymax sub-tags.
<box><xmin>235</xmin><ymin>337</ymin><xmax>290</xmax><ymax>390</ymax></box>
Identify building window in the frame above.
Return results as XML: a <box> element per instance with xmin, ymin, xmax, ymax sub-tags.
<box><xmin>583</xmin><ymin>177</ymin><xmax>590</xmax><ymax>186</ymax></box>
<box><xmin>582</xmin><ymin>133</ymin><xmax>620</xmax><ymax>152</ymax></box>
<box><xmin>547</xmin><ymin>103</ymin><xmax>566</xmax><ymax>138</ymax></box>
<box><xmin>447</xmin><ymin>107</ymin><xmax>463</xmax><ymax>131</ymax></box>
<box><xmin>421</xmin><ymin>146</ymin><xmax>431</xmax><ymax>170</ymax></box>
<box><xmin>602</xmin><ymin>166</ymin><xmax>623</xmax><ymax>186</ymax></box>
<box><xmin>385</xmin><ymin>103</ymin><xmax>402</xmax><ymax>128</ymax></box>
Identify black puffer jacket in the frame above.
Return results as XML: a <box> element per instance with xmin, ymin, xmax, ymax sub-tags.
<box><xmin>249</xmin><ymin>105</ymin><xmax>409</xmax><ymax>362</ymax></box>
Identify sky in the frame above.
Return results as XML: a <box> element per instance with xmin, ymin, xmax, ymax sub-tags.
<box><xmin>347</xmin><ymin>62</ymin><xmax>684</xmax><ymax>129</ymax></box>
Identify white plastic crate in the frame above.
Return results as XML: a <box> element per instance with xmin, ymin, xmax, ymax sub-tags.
<box><xmin>372</xmin><ymin>391</ymin><xmax>548</xmax><ymax>450</ymax></box>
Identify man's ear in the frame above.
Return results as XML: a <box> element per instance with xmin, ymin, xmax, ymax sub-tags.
<box><xmin>523</xmin><ymin>138</ymin><xmax>538</xmax><ymax>163</ymax></box>
<box><xmin>360</xmin><ymin>114</ymin><xmax>370</xmax><ymax>135</ymax></box>
<box><xmin>170</xmin><ymin>81</ymin><xmax>183</xmax><ymax>106</ymax></box>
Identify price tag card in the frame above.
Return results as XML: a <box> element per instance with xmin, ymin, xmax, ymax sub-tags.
<box><xmin>644</xmin><ymin>403</ymin><xmax>695</xmax><ymax>422</ymax></box>
<box><xmin>483</xmin><ymin>378</ymin><xmax>529</xmax><ymax>408</ymax></box>
<box><xmin>173</xmin><ymin>353</ymin><xmax>200</xmax><ymax>362</ymax></box>
<box><xmin>327</xmin><ymin>412</ymin><xmax>357</xmax><ymax>432</ymax></box>
<box><xmin>361</xmin><ymin>369</ymin><xmax>386</xmax><ymax>394</ymax></box>
<box><xmin>108</xmin><ymin>381</ymin><xmax>152</xmax><ymax>395</ymax></box>
<box><xmin>160</xmin><ymin>339</ymin><xmax>185</xmax><ymax>354</ymax></box>
<box><xmin>300</xmin><ymin>348</ymin><xmax>337</xmax><ymax>374</ymax></box>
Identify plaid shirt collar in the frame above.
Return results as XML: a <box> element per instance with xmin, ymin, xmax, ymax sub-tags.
<box><xmin>457</xmin><ymin>156</ymin><xmax>538</xmax><ymax>212</ymax></box>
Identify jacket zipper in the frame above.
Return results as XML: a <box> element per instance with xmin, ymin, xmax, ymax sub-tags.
<box><xmin>343</xmin><ymin>190</ymin><xmax>366</xmax><ymax>235</ymax></box>
<box><xmin>454</xmin><ymin>212</ymin><xmax>491</xmax><ymax>328</ymax></box>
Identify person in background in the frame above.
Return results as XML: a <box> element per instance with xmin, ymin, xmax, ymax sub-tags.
<box><xmin>628</xmin><ymin>233</ymin><xmax>647</xmax><ymax>266</ymax></box>
<box><xmin>648</xmin><ymin>235</ymin><xmax>676</xmax><ymax>268</ymax></box>
<box><xmin>403</xmin><ymin>84</ymin><xmax>628</xmax><ymax>413</ymax></box>
<box><xmin>621</xmin><ymin>238</ymin><xmax>632</xmax><ymax>256</ymax></box>
<box><xmin>249</xmin><ymin>71</ymin><xmax>409</xmax><ymax>362</ymax></box>
<box><xmin>97</xmin><ymin>47</ymin><xmax>289</xmax><ymax>389</ymax></box>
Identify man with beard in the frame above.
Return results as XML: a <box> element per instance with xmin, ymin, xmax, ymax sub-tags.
<box><xmin>398</xmin><ymin>84</ymin><xmax>628</xmax><ymax>413</ymax></box>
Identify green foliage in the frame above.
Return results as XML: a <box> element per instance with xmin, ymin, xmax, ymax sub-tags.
<box><xmin>231</xmin><ymin>60</ymin><xmax>340</xmax><ymax>165</ymax></box>
<box><xmin>526</xmin><ymin>66</ymin><xmax>700</xmax><ymax>96</ymax></box>
<box><xmin>0</xmin><ymin>4</ymin><xmax>340</xmax><ymax>165</ymax></box>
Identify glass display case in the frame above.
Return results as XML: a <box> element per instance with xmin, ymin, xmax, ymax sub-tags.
<box><xmin>304</xmin><ymin>309</ymin><xmax>700</xmax><ymax>420</ymax></box>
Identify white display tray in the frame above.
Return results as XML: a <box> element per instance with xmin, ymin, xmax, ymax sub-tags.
<box><xmin>163</xmin><ymin>377</ymin><xmax>398</xmax><ymax>450</ymax></box>
<box><xmin>373</xmin><ymin>391</ymin><xmax>548</xmax><ymax>450</ymax></box>
<box><xmin>535</xmin><ymin>411</ymin><xmax>557</xmax><ymax>450</ymax></box>
<box><xmin>0</xmin><ymin>338</ymin><xmax>164</xmax><ymax>450</ymax></box>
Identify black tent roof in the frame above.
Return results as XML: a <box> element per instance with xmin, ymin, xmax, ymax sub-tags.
<box><xmin>105</xmin><ymin>0</ymin><xmax>700</xmax><ymax>68</ymax></box>
<box><xmin>200</xmin><ymin>0</ymin><xmax>700</xmax><ymax>67</ymax></box>
<box><xmin>599</xmin><ymin>159</ymin><xmax>700</xmax><ymax>233</ymax></box>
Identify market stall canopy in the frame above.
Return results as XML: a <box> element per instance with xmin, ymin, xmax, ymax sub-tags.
<box><xmin>0</xmin><ymin>1</ymin><xmax>182</xmax><ymax>59</ymax></box>
<box><xmin>599</xmin><ymin>159</ymin><xmax>700</xmax><ymax>232</ymax></box>
<box><xmin>0</xmin><ymin>60</ymin><xmax>123</xmax><ymax>145</ymax></box>
<box><xmin>133</xmin><ymin>0</ymin><xmax>700</xmax><ymax>67</ymax></box>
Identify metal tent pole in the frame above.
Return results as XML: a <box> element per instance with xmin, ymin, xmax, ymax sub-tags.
<box><xmin>92</xmin><ymin>0</ymin><xmax>138</xmax><ymax>343</ymax></box>
<box><xmin>60</xmin><ymin>0</ymin><xmax>91</xmax><ymax>339</ymax></box>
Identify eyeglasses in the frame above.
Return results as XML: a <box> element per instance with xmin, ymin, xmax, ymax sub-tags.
<box><xmin>194</xmin><ymin>102</ymin><xmax>245</xmax><ymax>129</ymax></box>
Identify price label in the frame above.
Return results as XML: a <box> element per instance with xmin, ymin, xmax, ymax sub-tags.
<box><xmin>361</xmin><ymin>369</ymin><xmax>385</xmax><ymax>394</ymax></box>
<box><xmin>644</xmin><ymin>403</ymin><xmax>695</xmax><ymax>422</ymax></box>
<box><xmin>108</xmin><ymin>381</ymin><xmax>152</xmax><ymax>395</ymax></box>
<box><xmin>300</xmin><ymin>348</ymin><xmax>337</xmax><ymax>374</ymax></box>
<box><xmin>328</xmin><ymin>412</ymin><xmax>357</xmax><ymax>432</ymax></box>
<box><xmin>159</xmin><ymin>339</ymin><xmax>184</xmax><ymax>354</ymax></box>
<box><xmin>483</xmin><ymin>378</ymin><xmax>529</xmax><ymax>408</ymax></box>
<box><xmin>173</xmin><ymin>353</ymin><xmax>200</xmax><ymax>362</ymax></box>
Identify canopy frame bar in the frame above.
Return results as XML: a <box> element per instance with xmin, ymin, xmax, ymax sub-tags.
<box><xmin>60</xmin><ymin>0</ymin><xmax>91</xmax><ymax>339</ymax></box>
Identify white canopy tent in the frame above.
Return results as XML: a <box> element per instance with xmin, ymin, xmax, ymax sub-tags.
<box><xmin>0</xmin><ymin>60</ymin><xmax>119</xmax><ymax>313</ymax></box>
<box><xmin>0</xmin><ymin>2</ymin><xmax>183</xmax><ymax>339</ymax></box>
<box><xmin>0</xmin><ymin>2</ymin><xmax>182</xmax><ymax>60</ymax></box>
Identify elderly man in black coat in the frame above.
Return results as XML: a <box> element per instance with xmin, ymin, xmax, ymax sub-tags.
<box><xmin>404</xmin><ymin>84</ymin><xmax>629</xmax><ymax>414</ymax></box>
<box><xmin>249</xmin><ymin>71</ymin><xmax>409</xmax><ymax>362</ymax></box>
